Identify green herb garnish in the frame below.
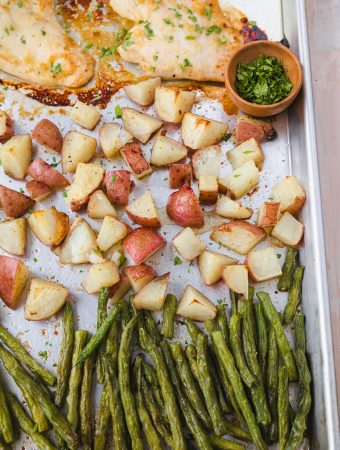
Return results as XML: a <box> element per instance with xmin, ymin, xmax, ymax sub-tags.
<box><xmin>100</xmin><ymin>46</ymin><xmax>117</xmax><ymax>58</ymax></box>
<box><xmin>206</xmin><ymin>25</ymin><xmax>221</xmax><ymax>35</ymax></box>
<box><xmin>174</xmin><ymin>256</ymin><xmax>182</xmax><ymax>265</ymax></box>
<box><xmin>50</xmin><ymin>61</ymin><xmax>62</xmax><ymax>74</ymax></box>
<box><xmin>223</xmin><ymin>133</ymin><xmax>232</xmax><ymax>142</ymax></box>
<box><xmin>38</xmin><ymin>351</ymin><xmax>48</xmax><ymax>361</ymax></box>
<box><xmin>180</xmin><ymin>58</ymin><xmax>191</xmax><ymax>70</ymax></box>
<box><xmin>144</xmin><ymin>21</ymin><xmax>154</xmax><ymax>39</ymax></box>
<box><xmin>235</xmin><ymin>54</ymin><xmax>293</xmax><ymax>105</ymax></box>
<box><xmin>204</xmin><ymin>6</ymin><xmax>212</xmax><ymax>20</ymax></box>
<box><xmin>115</xmin><ymin>105</ymin><xmax>121</xmax><ymax>118</ymax></box>
<box><xmin>118</xmin><ymin>254</ymin><xmax>127</xmax><ymax>268</ymax></box>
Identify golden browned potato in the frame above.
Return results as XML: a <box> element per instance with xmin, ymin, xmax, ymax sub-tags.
<box><xmin>25</xmin><ymin>278</ymin><xmax>69</xmax><ymax>321</ymax></box>
<box><xmin>28</xmin><ymin>207</ymin><xmax>69</xmax><ymax>246</ymax></box>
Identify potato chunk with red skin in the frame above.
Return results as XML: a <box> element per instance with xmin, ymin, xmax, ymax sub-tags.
<box><xmin>120</xmin><ymin>143</ymin><xmax>152</xmax><ymax>179</ymax></box>
<box><xmin>0</xmin><ymin>185</ymin><xmax>34</xmax><ymax>218</ymax></box>
<box><xmin>0</xmin><ymin>112</ymin><xmax>14</xmax><ymax>144</ymax></box>
<box><xmin>27</xmin><ymin>158</ymin><xmax>69</xmax><ymax>188</ymax></box>
<box><xmin>0</xmin><ymin>255</ymin><xmax>29</xmax><ymax>309</ymax></box>
<box><xmin>235</xmin><ymin>115</ymin><xmax>276</xmax><ymax>145</ymax></box>
<box><xmin>167</xmin><ymin>185</ymin><xmax>204</xmax><ymax>228</ymax></box>
<box><xmin>105</xmin><ymin>170</ymin><xmax>132</xmax><ymax>205</ymax></box>
<box><xmin>122</xmin><ymin>227</ymin><xmax>166</xmax><ymax>264</ymax></box>
<box><xmin>32</xmin><ymin>119</ymin><xmax>63</xmax><ymax>153</ymax></box>
<box><xmin>26</xmin><ymin>181</ymin><xmax>52</xmax><ymax>201</ymax></box>
<box><xmin>124</xmin><ymin>264</ymin><xmax>156</xmax><ymax>293</ymax></box>
<box><xmin>169</xmin><ymin>164</ymin><xmax>192</xmax><ymax>189</ymax></box>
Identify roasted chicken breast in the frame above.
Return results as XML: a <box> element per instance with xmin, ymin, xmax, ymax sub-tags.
<box><xmin>0</xmin><ymin>0</ymin><xmax>95</xmax><ymax>88</ymax></box>
<box><xmin>110</xmin><ymin>0</ymin><xmax>244</xmax><ymax>81</ymax></box>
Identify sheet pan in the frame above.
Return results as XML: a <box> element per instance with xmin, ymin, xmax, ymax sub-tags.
<box><xmin>0</xmin><ymin>0</ymin><xmax>338</xmax><ymax>448</ymax></box>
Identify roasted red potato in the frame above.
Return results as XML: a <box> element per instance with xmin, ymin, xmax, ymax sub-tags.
<box><xmin>235</xmin><ymin>115</ymin><xmax>276</xmax><ymax>145</ymax></box>
<box><xmin>120</xmin><ymin>143</ymin><xmax>153</xmax><ymax>179</ymax></box>
<box><xmin>122</xmin><ymin>227</ymin><xmax>166</xmax><ymax>264</ymax></box>
<box><xmin>133</xmin><ymin>273</ymin><xmax>170</xmax><ymax>311</ymax></box>
<box><xmin>26</xmin><ymin>181</ymin><xmax>52</xmax><ymax>202</ymax></box>
<box><xmin>0</xmin><ymin>112</ymin><xmax>14</xmax><ymax>144</ymax></box>
<box><xmin>126</xmin><ymin>191</ymin><xmax>161</xmax><ymax>228</ymax></box>
<box><xmin>167</xmin><ymin>185</ymin><xmax>204</xmax><ymax>228</ymax></box>
<box><xmin>211</xmin><ymin>220</ymin><xmax>266</xmax><ymax>255</ymax></box>
<box><xmin>169</xmin><ymin>164</ymin><xmax>192</xmax><ymax>189</ymax></box>
<box><xmin>27</xmin><ymin>158</ymin><xmax>69</xmax><ymax>188</ymax></box>
<box><xmin>0</xmin><ymin>185</ymin><xmax>34</xmax><ymax>218</ymax></box>
<box><xmin>105</xmin><ymin>170</ymin><xmax>132</xmax><ymax>205</ymax></box>
<box><xmin>124</xmin><ymin>264</ymin><xmax>156</xmax><ymax>293</ymax></box>
<box><xmin>0</xmin><ymin>255</ymin><xmax>29</xmax><ymax>309</ymax></box>
<box><xmin>31</xmin><ymin>119</ymin><xmax>63</xmax><ymax>153</ymax></box>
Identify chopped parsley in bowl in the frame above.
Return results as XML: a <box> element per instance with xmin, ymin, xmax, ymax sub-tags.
<box><xmin>235</xmin><ymin>55</ymin><xmax>293</xmax><ymax>105</ymax></box>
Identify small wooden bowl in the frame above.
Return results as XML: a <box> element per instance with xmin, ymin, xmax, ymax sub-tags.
<box><xmin>225</xmin><ymin>40</ymin><xmax>303</xmax><ymax>117</ymax></box>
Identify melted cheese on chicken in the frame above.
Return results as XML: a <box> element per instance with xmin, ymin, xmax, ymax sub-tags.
<box><xmin>110</xmin><ymin>0</ymin><xmax>245</xmax><ymax>82</ymax></box>
<box><xmin>0</xmin><ymin>0</ymin><xmax>95</xmax><ymax>88</ymax></box>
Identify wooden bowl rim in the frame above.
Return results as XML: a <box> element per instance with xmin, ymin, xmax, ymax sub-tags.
<box><xmin>225</xmin><ymin>40</ymin><xmax>303</xmax><ymax>110</ymax></box>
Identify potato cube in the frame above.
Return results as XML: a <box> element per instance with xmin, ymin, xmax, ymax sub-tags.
<box><xmin>199</xmin><ymin>175</ymin><xmax>218</xmax><ymax>204</ymax></box>
<box><xmin>227</xmin><ymin>138</ymin><xmax>263</xmax><ymax>170</ymax></box>
<box><xmin>172</xmin><ymin>227</ymin><xmax>206</xmax><ymax>261</ymax></box>
<box><xmin>271</xmin><ymin>212</ymin><xmax>304</xmax><ymax>246</ymax></box>
<box><xmin>62</xmin><ymin>131</ymin><xmax>97</xmax><ymax>173</ymax></box>
<box><xmin>221</xmin><ymin>160</ymin><xmax>259</xmax><ymax>199</ymax></box>
<box><xmin>70</xmin><ymin>100</ymin><xmax>101</xmax><ymax>130</ymax></box>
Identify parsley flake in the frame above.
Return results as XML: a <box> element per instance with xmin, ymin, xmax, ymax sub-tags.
<box><xmin>204</xmin><ymin>6</ymin><xmax>212</xmax><ymax>20</ymax></box>
<box><xmin>38</xmin><ymin>351</ymin><xmax>48</xmax><ymax>361</ymax></box>
<box><xmin>50</xmin><ymin>62</ymin><xmax>61</xmax><ymax>74</ymax></box>
<box><xmin>180</xmin><ymin>58</ymin><xmax>191</xmax><ymax>70</ymax></box>
<box><xmin>118</xmin><ymin>254</ymin><xmax>127</xmax><ymax>268</ymax></box>
<box><xmin>100</xmin><ymin>46</ymin><xmax>117</xmax><ymax>58</ymax></box>
<box><xmin>174</xmin><ymin>256</ymin><xmax>182</xmax><ymax>265</ymax></box>
<box><xmin>115</xmin><ymin>105</ymin><xmax>121</xmax><ymax>119</ymax></box>
<box><xmin>144</xmin><ymin>21</ymin><xmax>154</xmax><ymax>39</ymax></box>
<box><xmin>206</xmin><ymin>25</ymin><xmax>222</xmax><ymax>35</ymax></box>
<box><xmin>223</xmin><ymin>133</ymin><xmax>232</xmax><ymax>142</ymax></box>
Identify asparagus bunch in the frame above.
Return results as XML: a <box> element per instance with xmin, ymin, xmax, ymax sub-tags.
<box><xmin>0</xmin><ymin>261</ymin><xmax>312</xmax><ymax>450</ymax></box>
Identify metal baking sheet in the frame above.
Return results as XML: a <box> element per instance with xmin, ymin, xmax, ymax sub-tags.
<box><xmin>0</xmin><ymin>0</ymin><xmax>339</xmax><ymax>449</ymax></box>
